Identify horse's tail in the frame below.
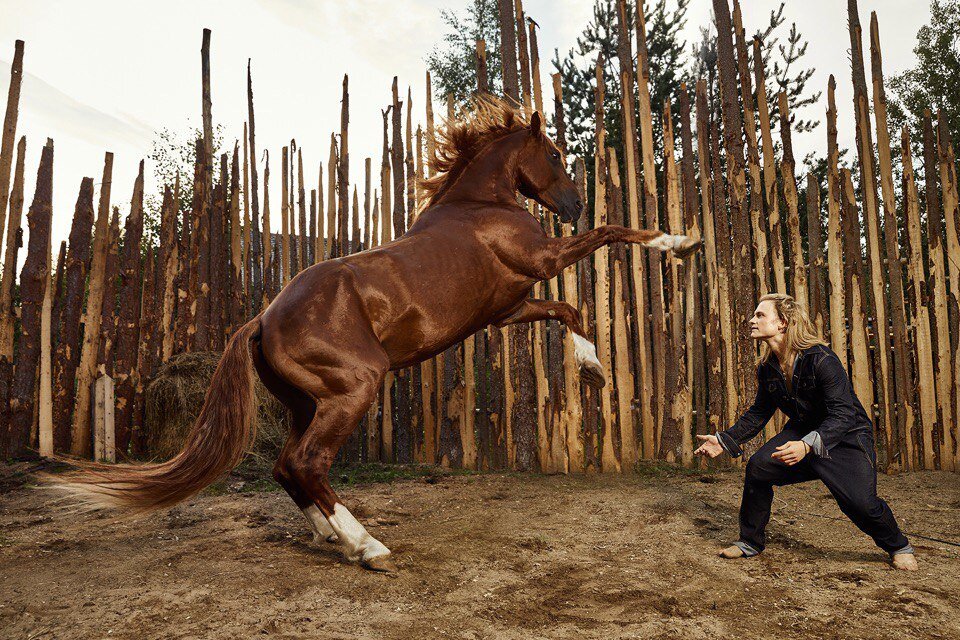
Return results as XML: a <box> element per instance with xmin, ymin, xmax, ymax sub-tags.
<box><xmin>51</xmin><ymin>315</ymin><xmax>263</xmax><ymax>514</ymax></box>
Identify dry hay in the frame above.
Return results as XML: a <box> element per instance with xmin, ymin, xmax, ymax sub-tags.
<box><xmin>144</xmin><ymin>351</ymin><xmax>289</xmax><ymax>461</ymax></box>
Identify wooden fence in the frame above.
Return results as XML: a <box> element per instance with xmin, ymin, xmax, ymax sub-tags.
<box><xmin>1</xmin><ymin>0</ymin><xmax>958</xmax><ymax>473</ymax></box>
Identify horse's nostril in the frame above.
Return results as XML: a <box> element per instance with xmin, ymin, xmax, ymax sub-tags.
<box><xmin>575</xmin><ymin>199</ymin><xmax>583</xmax><ymax>212</ymax></box>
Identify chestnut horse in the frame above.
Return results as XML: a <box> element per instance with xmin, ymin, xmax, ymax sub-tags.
<box><xmin>59</xmin><ymin>96</ymin><xmax>700</xmax><ymax>572</ymax></box>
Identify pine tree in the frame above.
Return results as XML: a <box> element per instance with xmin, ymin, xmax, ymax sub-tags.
<box><xmin>426</xmin><ymin>0</ymin><xmax>503</xmax><ymax>105</ymax></box>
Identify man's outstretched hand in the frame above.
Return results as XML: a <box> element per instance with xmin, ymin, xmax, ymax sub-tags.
<box><xmin>694</xmin><ymin>434</ymin><xmax>724</xmax><ymax>458</ymax></box>
<box><xmin>771</xmin><ymin>441</ymin><xmax>809</xmax><ymax>466</ymax></box>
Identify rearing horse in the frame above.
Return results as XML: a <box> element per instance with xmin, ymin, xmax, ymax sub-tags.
<box><xmin>59</xmin><ymin>96</ymin><xmax>700</xmax><ymax>572</ymax></box>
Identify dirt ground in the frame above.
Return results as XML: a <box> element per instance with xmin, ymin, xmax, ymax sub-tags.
<box><xmin>1</xmin><ymin>461</ymin><xmax>958</xmax><ymax>640</ymax></box>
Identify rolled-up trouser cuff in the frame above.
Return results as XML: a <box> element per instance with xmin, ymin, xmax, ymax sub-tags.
<box><xmin>734</xmin><ymin>541</ymin><xmax>760</xmax><ymax>557</ymax></box>
<box><xmin>891</xmin><ymin>544</ymin><xmax>914</xmax><ymax>556</ymax></box>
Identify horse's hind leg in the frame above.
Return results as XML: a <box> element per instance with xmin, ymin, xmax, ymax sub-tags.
<box><xmin>253</xmin><ymin>338</ymin><xmax>338</xmax><ymax>544</ymax></box>
<box><xmin>277</xmin><ymin>352</ymin><xmax>394</xmax><ymax>571</ymax></box>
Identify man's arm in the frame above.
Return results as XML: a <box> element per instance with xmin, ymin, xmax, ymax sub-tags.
<box><xmin>807</xmin><ymin>353</ymin><xmax>858</xmax><ymax>457</ymax></box>
<box><xmin>716</xmin><ymin>369</ymin><xmax>778</xmax><ymax>458</ymax></box>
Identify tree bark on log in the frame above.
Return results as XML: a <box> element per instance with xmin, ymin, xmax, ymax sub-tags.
<box><xmin>0</xmin><ymin>40</ymin><xmax>24</xmax><ymax>259</ymax></box>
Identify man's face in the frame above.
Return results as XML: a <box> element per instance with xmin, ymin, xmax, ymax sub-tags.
<box><xmin>749</xmin><ymin>300</ymin><xmax>785</xmax><ymax>340</ymax></box>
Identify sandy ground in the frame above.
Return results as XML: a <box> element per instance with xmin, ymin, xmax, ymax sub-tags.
<box><xmin>1</xmin><ymin>461</ymin><xmax>958</xmax><ymax>640</ymax></box>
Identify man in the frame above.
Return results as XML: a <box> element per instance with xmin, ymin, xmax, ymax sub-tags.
<box><xmin>695</xmin><ymin>293</ymin><xmax>916</xmax><ymax>570</ymax></box>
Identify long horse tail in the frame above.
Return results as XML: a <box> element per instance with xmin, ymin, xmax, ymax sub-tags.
<box><xmin>51</xmin><ymin>315</ymin><xmax>263</xmax><ymax>514</ymax></box>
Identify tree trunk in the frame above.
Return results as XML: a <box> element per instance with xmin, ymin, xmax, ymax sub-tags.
<box><xmin>498</xmin><ymin>0</ymin><xmax>519</xmax><ymax>102</ymax></box>
<box><xmin>0</xmin><ymin>41</ymin><xmax>24</xmax><ymax>260</ymax></box>
<box><xmin>826</xmin><ymin>77</ymin><xmax>848</xmax><ymax>367</ymax></box>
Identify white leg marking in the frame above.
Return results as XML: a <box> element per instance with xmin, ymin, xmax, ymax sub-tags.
<box><xmin>644</xmin><ymin>233</ymin><xmax>689</xmax><ymax>252</ymax></box>
<box><xmin>327</xmin><ymin>502</ymin><xmax>391</xmax><ymax>562</ymax></box>
<box><xmin>302</xmin><ymin>504</ymin><xmax>338</xmax><ymax>543</ymax></box>
<box><xmin>573</xmin><ymin>333</ymin><xmax>602</xmax><ymax>368</ymax></box>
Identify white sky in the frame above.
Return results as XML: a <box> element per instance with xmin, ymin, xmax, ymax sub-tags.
<box><xmin>0</xmin><ymin>0</ymin><xmax>933</xmax><ymax>266</ymax></box>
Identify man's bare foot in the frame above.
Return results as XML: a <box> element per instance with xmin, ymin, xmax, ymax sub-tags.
<box><xmin>892</xmin><ymin>553</ymin><xmax>918</xmax><ymax>571</ymax></box>
<box><xmin>719</xmin><ymin>545</ymin><xmax>745</xmax><ymax>559</ymax></box>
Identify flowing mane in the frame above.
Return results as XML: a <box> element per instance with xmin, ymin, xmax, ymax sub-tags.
<box><xmin>419</xmin><ymin>94</ymin><xmax>529</xmax><ymax>210</ymax></box>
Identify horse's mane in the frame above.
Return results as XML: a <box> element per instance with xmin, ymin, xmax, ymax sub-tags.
<box><xmin>419</xmin><ymin>94</ymin><xmax>529</xmax><ymax>211</ymax></box>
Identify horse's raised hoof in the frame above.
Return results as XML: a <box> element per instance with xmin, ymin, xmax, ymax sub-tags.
<box><xmin>580</xmin><ymin>362</ymin><xmax>606</xmax><ymax>389</ymax></box>
<box><xmin>674</xmin><ymin>237</ymin><xmax>703</xmax><ymax>259</ymax></box>
<box><xmin>362</xmin><ymin>554</ymin><xmax>399</xmax><ymax>574</ymax></box>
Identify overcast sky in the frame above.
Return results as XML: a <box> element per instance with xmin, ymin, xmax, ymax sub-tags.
<box><xmin>0</xmin><ymin>0</ymin><xmax>933</xmax><ymax>265</ymax></box>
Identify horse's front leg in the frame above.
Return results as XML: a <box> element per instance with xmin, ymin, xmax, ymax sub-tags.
<box><xmin>532</xmin><ymin>225</ymin><xmax>700</xmax><ymax>280</ymax></box>
<box><xmin>493</xmin><ymin>299</ymin><xmax>605</xmax><ymax>389</ymax></box>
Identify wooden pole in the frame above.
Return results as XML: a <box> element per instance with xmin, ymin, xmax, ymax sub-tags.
<box><xmin>38</xmin><ymin>266</ymin><xmax>53</xmax><ymax>458</ymax></box>
<box><xmin>262</xmin><ymin>150</ymin><xmax>274</xmax><ymax>304</ymax></box>
<box><xmin>826</xmin><ymin>77</ymin><xmax>848</xmax><ymax>366</ymax></box>
<box><xmin>52</xmin><ymin>177</ymin><xmax>94</xmax><ymax>451</ymax></box>
<box><xmin>328</xmin><ymin>133</ymin><xmax>339</xmax><ymax>258</ymax></box>
<box><xmin>733</xmin><ymin>2</ymin><xmax>771</xmax><ymax>296</ymax></box>
<box><xmin>340</xmin><ymin>75</ymin><xmax>351</xmax><ymax>257</ymax></box>
<box><xmin>714</xmin><ymin>0</ymin><xmax>756</xmax><ymax>419</ymax></box>
<box><xmin>923</xmin><ymin>112</ymin><xmax>954</xmax><ymax>471</ymax></box>
<box><xmin>0</xmin><ymin>135</ymin><xmax>25</xmax><ymax>358</ymax></box>
<box><xmin>498</xmin><ymin>0</ymin><xmax>519</xmax><ymax>102</ymax></box>
<box><xmin>805</xmin><ymin>173</ymin><xmax>828</xmax><ymax>336</ymax></box>
<box><xmin>696</xmin><ymin>81</ymin><xmax>726</xmax><ymax>441</ymax></box>
<box><xmin>281</xmin><ymin>146</ymin><xmax>290</xmax><ymax>283</ymax></box>
<box><xmin>849</xmin><ymin>0</ymin><xmax>893</xmax><ymax>458</ymax></box>
<box><xmin>247</xmin><ymin>61</ymin><xmax>263</xmax><ymax>305</ymax></box>
<box><xmin>840</xmin><ymin>169</ymin><xmax>875</xmax><ymax>417</ymax></box>
<box><xmin>160</xmin><ymin>179</ymin><xmax>179</xmax><ymax>361</ymax></box>
<box><xmin>97</xmin><ymin>208</ymin><xmax>121</xmax><ymax>372</ymax></box>
<box><xmin>778</xmin><ymin>92</ymin><xmax>809</xmax><ymax>304</ymax></box>
<box><xmin>901</xmin><ymin>127</ymin><xmax>940</xmax><ymax>471</ymax></box>
<box><xmin>869</xmin><ymin>13</ymin><xmax>915</xmax><ymax>469</ymax></box>
<box><xmin>636</xmin><ymin>2</ymin><xmax>666</xmax><ymax>445</ymax></box>
<box><xmin>936</xmin><ymin>114</ymin><xmax>960</xmax><ymax>472</ymax></box>
<box><xmin>575</xmin><ymin>157</ymin><xmax>597</xmax><ymax>472</ymax></box>
<box><xmin>8</xmin><ymin>140</ymin><xmax>52</xmax><ymax>458</ymax></box>
<box><xmin>0</xmin><ymin>40</ymin><xmax>24</xmax><ymax>259</ymax></box>
<box><xmin>113</xmin><ymin>162</ymin><xmax>145</xmax><ymax>454</ymax></box>
<box><xmin>297</xmin><ymin>148</ymin><xmax>307</xmax><ymax>269</ymax></box>
<box><xmin>514</xmin><ymin>0</ymin><xmax>532</xmax><ymax>112</ymax></box>
<box><xmin>230</xmin><ymin>146</ymin><xmax>242</xmax><ymax>332</ymax></box>
<box><xmin>71</xmin><ymin>152</ymin><xmax>112</xmax><ymax>456</ymax></box>
<box><xmin>92</xmin><ymin>374</ymin><xmax>115</xmax><ymax>463</ymax></box>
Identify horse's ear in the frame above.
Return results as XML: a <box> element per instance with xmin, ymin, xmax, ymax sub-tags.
<box><xmin>529</xmin><ymin>111</ymin><xmax>543</xmax><ymax>136</ymax></box>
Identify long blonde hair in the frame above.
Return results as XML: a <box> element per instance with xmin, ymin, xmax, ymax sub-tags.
<box><xmin>757</xmin><ymin>293</ymin><xmax>827</xmax><ymax>364</ymax></box>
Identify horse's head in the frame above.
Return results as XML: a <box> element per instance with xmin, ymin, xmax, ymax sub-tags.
<box><xmin>516</xmin><ymin>112</ymin><xmax>582</xmax><ymax>223</ymax></box>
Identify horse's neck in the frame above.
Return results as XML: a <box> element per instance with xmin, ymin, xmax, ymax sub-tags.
<box><xmin>434</xmin><ymin>135</ymin><xmax>522</xmax><ymax>207</ymax></box>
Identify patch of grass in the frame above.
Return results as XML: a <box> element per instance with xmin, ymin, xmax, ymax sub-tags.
<box><xmin>331</xmin><ymin>462</ymin><xmax>474</xmax><ymax>488</ymax></box>
<box><xmin>631</xmin><ymin>459</ymin><xmax>718</xmax><ymax>478</ymax></box>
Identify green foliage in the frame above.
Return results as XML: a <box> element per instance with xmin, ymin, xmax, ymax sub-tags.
<box><xmin>426</xmin><ymin>0</ymin><xmax>503</xmax><ymax>107</ymax></box>
<box><xmin>889</xmin><ymin>0</ymin><xmax>960</xmax><ymax>155</ymax></box>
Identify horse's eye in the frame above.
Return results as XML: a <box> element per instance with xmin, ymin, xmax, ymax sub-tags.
<box><xmin>552</xmin><ymin>151</ymin><xmax>561</xmax><ymax>160</ymax></box>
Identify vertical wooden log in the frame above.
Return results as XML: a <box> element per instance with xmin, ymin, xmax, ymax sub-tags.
<box><xmin>208</xmin><ymin>154</ymin><xmax>227</xmax><ymax>348</ymax></box>
<box><xmin>92</xmin><ymin>375</ymin><xmax>115</xmax><ymax>463</ymax></box>
<box><xmin>0</xmin><ymin>41</ymin><xmax>24</xmax><ymax>258</ymax></box>
<box><xmin>936</xmin><ymin>114</ymin><xmax>960</xmax><ymax>471</ymax></box>
<box><xmin>52</xmin><ymin>177</ymin><xmax>94</xmax><ymax>451</ymax></box>
<box><xmin>391</xmin><ymin>79</ymin><xmax>405</xmax><ymax>240</ymax></box>
<box><xmin>574</xmin><ymin>158</ymin><xmax>596</xmax><ymax>472</ymax></box>
<box><xmin>230</xmin><ymin>146</ymin><xmax>242</xmax><ymax>332</ymax></box>
<box><xmin>190</xmin><ymin>139</ymin><xmax>211</xmax><ymax>351</ymax></box>
<box><xmin>310</xmin><ymin>189</ymin><xmax>317</xmax><ymax>262</ymax></box>
<box><xmin>710</xmin><ymin>105</ymin><xmax>739</xmax><ymax>429</ymax></box>
<box><xmin>849</xmin><ymin>0</ymin><xmax>893</xmax><ymax>459</ymax></box>
<box><xmin>870</xmin><ymin>13</ymin><xmax>915</xmax><ymax>468</ymax></box>
<box><xmin>328</xmin><ymin>133</ymin><xmax>338</xmax><ymax>258</ymax></box>
<box><xmin>247</xmin><ymin>62</ymin><xmax>263</xmax><ymax>308</ymax></box>
<box><xmin>840</xmin><ymin>169</ymin><xmax>875</xmax><ymax>416</ymax></box>
<box><xmin>714</xmin><ymin>0</ymin><xmax>756</xmax><ymax>418</ymax></box>
<box><xmin>924</xmin><ymin>112</ymin><xmax>954</xmax><ymax>471</ymax></box>
<box><xmin>0</xmin><ymin>136</ymin><xmax>26</xmax><ymax>359</ymax></box>
<box><xmin>113</xmin><ymin>162</ymin><xmax>145</xmax><ymax>455</ymax></box>
<box><xmin>363</xmin><ymin>158</ymin><xmax>371</xmax><ymax>250</ymax></box>
<box><xmin>390</xmin><ymin>80</ymin><xmax>412</xmax><ymax>464</ymax></box>
<box><xmin>50</xmin><ymin>240</ymin><xmax>66</xmax><ymax>348</ymax></box>
<box><xmin>475</xmin><ymin>39</ymin><xmax>489</xmax><ymax>94</ymax></box>
<box><xmin>316</xmin><ymin>162</ymin><xmax>325</xmax><ymax>261</ymax></box>
<box><xmin>514</xmin><ymin>0</ymin><xmax>532</xmax><ymax>112</ymax></box>
<box><xmin>280</xmin><ymin>146</ymin><xmax>290</xmax><ymax>283</ymax></box>
<box><xmin>606</xmin><ymin>147</ymin><xmax>636</xmax><ymax>470</ymax></box>
<box><xmin>97</xmin><ymin>208</ymin><xmax>121</xmax><ymax>372</ymax></box>
<box><xmin>38</xmin><ymin>266</ymin><xmax>53</xmax><ymax>458</ymax></box>
<box><xmin>262</xmin><ymin>151</ymin><xmax>274</xmax><ymax>305</ymax></box>
<box><xmin>679</xmin><ymin>87</ymin><xmax>706</xmax><ymax>451</ymax></box>
<box><xmin>132</xmin><ymin>246</ymin><xmax>158</xmax><ymax>455</ymax></box>
<box><xmin>614</xmin><ymin>0</ymin><xmax>654</xmax><ymax>460</ymax></box>
<box><xmin>8</xmin><ymin>141</ymin><xmax>52</xmax><ymax>458</ymax></box>
<box><xmin>902</xmin><ymin>127</ymin><xmax>941</xmax><ymax>470</ymax></box>
<box><xmin>297</xmin><ymin>149</ymin><xmax>307</xmax><ymax>269</ymax></box>
<box><xmin>242</xmin><ymin>123</ymin><xmax>251</xmax><ymax>311</ymax></box>
<box><xmin>661</xmin><ymin>103</ymin><xmax>692</xmax><ymax>464</ymax></box>
<box><xmin>778</xmin><ymin>92</ymin><xmax>809</xmax><ymax>304</ymax></box>
<box><xmin>200</xmin><ymin>29</ymin><xmax>214</xmax><ymax>224</ymax></box>
<box><xmin>696</xmin><ymin>81</ymin><xmax>726</xmax><ymax>442</ymax></box>
<box><xmin>753</xmin><ymin>39</ymin><xmax>788</xmax><ymax>294</ymax></box>
<box><xmin>826</xmin><ymin>77</ymin><xmax>848</xmax><ymax>366</ymax></box>
<box><xmin>366</xmin><ymin>193</ymin><xmax>382</xmax><ymax>461</ymax></box>
<box><xmin>806</xmin><ymin>174</ymin><xmax>828</xmax><ymax>335</ymax></box>
<box><xmin>733</xmin><ymin>2</ymin><xmax>771</xmax><ymax>296</ymax></box>
<box><xmin>160</xmin><ymin>180</ymin><xmax>179</xmax><ymax>361</ymax></box>
<box><xmin>379</xmin><ymin>113</ymin><xmax>391</xmax><ymax>248</ymax></box>
<box><xmin>71</xmin><ymin>152</ymin><xmax>112</xmax><ymax>456</ymax></box>
<box><xmin>498</xmin><ymin>0</ymin><xmax>519</xmax><ymax>102</ymax></box>
<box><xmin>635</xmin><ymin>2</ymin><xmax>666</xmax><ymax>445</ymax></box>
<box><xmin>340</xmin><ymin>75</ymin><xmax>351</xmax><ymax>257</ymax></box>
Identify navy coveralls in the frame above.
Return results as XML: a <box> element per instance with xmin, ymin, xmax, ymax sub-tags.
<box><xmin>717</xmin><ymin>344</ymin><xmax>911</xmax><ymax>556</ymax></box>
